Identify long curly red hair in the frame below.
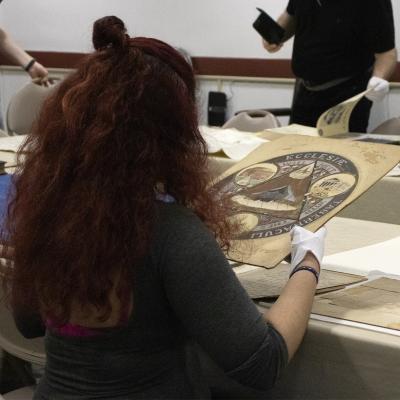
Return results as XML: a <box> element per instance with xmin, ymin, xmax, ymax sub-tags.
<box><xmin>2</xmin><ymin>16</ymin><xmax>232</xmax><ymax>323</ymax></box>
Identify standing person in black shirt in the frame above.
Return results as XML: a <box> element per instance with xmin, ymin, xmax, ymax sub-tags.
<box><xmin>262</xmin><ymin>0</ymin><xmax>397</xmax><ymax>132</ymax></box>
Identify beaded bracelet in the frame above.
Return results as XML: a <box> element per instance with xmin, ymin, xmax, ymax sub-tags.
<box><xmin>289</xmin><ymin>265</ymin><xmax>319</xmax><ymax>284</ymax></box>
<box><xmin>23</xmin><ymin>58</ymin><xmax>36</xmax><ymax>72</ymax></box>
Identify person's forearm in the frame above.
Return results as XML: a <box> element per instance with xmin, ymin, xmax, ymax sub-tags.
<box><xmin>277</xmin><ymin>11</ymin><xmax>296</xmax><ymax>42</ymax></box>
<box><xmin>373</xmin><ymin>48</ymin><xmax>397</xmax><ymax>80</ymax></box>
<box><xmin>0</xmin><ymin>28</ymin><xmax>31</xmax><ymax>67</ymax></box>
<box><xmin>264</xmin><ymin>253</ymin><xmax>318</xmax><ymax>360</ymax></box>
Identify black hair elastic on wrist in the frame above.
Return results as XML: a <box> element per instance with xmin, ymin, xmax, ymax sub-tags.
<box><xmin>23</xmin><ymin>58</ymin><xmax>36</xmax><ymax>72</ymax></box>
<box><xmin>289</xmin><ymin>265</ymin><xmax>319</xmax><ymax>284</ymax></box>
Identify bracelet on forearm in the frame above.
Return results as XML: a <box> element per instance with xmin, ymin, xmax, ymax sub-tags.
<box><xmin>23</xmin><ymin>58</ymin><xmax>36</xmax><ymax>72</ymax></box>
<box><xmin>289</xmin><ymin>265</ymin><xmax>319</xmax><ymax>284</ymax></box>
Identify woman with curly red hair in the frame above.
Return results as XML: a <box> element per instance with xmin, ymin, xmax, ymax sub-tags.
<box><xmin>2</xmin><ymin>16</ymin><xmax>325</xmax><ymax>399</ymax></box>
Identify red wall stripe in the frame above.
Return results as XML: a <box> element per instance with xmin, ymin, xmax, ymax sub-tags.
<box><xmin>1</xmin><ymin>52</ymin><xmax>399</xmax><ymax>82</ymax></box>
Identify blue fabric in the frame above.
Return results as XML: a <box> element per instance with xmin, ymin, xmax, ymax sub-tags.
<box><xmin>155</xmin><ymin>192</ymin><xmax>176</xmax><ymax>203</ymax></box>
<box><xmin>0</xmin><ymin>174</ymin><xmax>13</xmax><ymax>234</ymax></box>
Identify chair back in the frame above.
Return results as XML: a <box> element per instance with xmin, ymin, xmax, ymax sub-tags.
<box><xmin>2</xmin><ymin>386</ymin><xmax>35</xmax><ymax>399</ymax></box>
<box><xmin>5</xmin><ymin>80</ymin><xmax>58</xmax><ymax>136</ymax></box>
<box><xmin>222</xmin><ymin>110</ymin><xmax>280</xmax><ymax>132</ymax></box>
<box><xmin>371</xmin><ymin>117</ymin><xmax>400</xmax><ymax>135</ymax></box>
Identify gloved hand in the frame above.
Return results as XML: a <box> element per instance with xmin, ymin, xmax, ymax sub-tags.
<box><xmin>290</xmin><ymin>225</ymin><xmax>327</xmax><ymax>270</ymax></box>
<box><xmin>365</xmin><ymin>76</ymin><xmax>390</xmax><ymax>102</ymax></box>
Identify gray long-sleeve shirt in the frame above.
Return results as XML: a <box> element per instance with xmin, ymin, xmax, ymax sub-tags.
<box><xmin>14</xmin><ymin>202</ymin><xmax>288</xmax><ymax>399</ymax></box>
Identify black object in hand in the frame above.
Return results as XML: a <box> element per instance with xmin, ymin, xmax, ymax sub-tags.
<box><xmin>253</xmin><ymin>7</ymin><xmax>284</xmax><ymax>45</ymax></box>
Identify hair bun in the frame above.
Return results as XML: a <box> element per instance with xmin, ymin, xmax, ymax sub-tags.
<box><xmin>92</xmin><ymin>16</ymin><xmax>128</xmax><ymax>50</ymax></box>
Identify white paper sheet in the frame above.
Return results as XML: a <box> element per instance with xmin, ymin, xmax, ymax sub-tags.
<box><xmin>199</xmin><ymin>126</ymin><xmax>268</xmax><ymax>160</ymax></box>
<box><xmin>323</xmin><ymin>236</ymin><xmax>400</xmax><ymax>276</ymax></box>
<box><xmin>386</xmin><ymin>163</ymin><xmax>400</xmax><ymax>177</ymax></box>
<box><xmin>0</xmin><ymin>135</ymin><xmax>28</xmax><ymax>152</ymax></box>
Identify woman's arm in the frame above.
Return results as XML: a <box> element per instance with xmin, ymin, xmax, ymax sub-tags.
<box><xmin>264</xmin><ymin>252</ymin><xmax>319</xmax><ymax>360</ymax></box>
<box><xmin>160</xmin><ymin>208</ymin><xmax>287</xmax><ymax>390</ymax></box>
<box><xmin>159</xmin><ymin>207</ymin><xmax>325</xmax><ymax>390</ymax></box>
<box><xmin>266</xmin><ymin>226</ymin><xmax>325</xmax><ymax>360</ymax></box>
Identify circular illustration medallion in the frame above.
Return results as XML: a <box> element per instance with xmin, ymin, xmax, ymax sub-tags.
<box><xmin>214</xmin><ymin>152</ymin><xmax>358</xmax><ymax>239</ymax></box>
<box><xmin>234</xmin><ymin>163</ymin><xmax>278</xmax><ymax>187</ymax></box>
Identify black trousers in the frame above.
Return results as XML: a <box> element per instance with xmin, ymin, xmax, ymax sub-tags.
<box><xmin>290</xmin><ymin>72</ymin><xmax>373</xmax><ymax>133</ymax></box>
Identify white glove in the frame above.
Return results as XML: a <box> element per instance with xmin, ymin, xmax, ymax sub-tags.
<box><xmin>365</xmin><ymin>76</ymin><xmax>389</xmax><ymax>102</ymax></box>
<box><xmin>290</xmin><ymin>225</ymin><xmax>327</xmax><ymax>270</ymax></box>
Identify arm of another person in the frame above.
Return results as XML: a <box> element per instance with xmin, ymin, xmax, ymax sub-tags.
<box><xmin>0</xmin><ymin>27</ymin><xmax>48</xmax><ymax>81</ymax></box>
<box><xmin>370</xmin><ymin>0</ymin><xmax>397</xmax><ymax>80</ymax></box>
<box><xmin>160</xmin><ymin>208</ymin><xmax>322</xmax><ymax>390</ymax></box>
<box><xmin>262</xmin><ymin>11</ymin><xmax>296</xmax><ymax>53</ymax></box>
<box><xmin>365</xmin><ymin>0</ymin><xmax>397</xmax><ymax>101</ymax></box>
<box><xmin>372</xmin><ymin>48</ymin><xmax>397</xmax><ymax>80</ymax></box>
<box><xmin>366</xmin><ymin>48</ymin><xmax>397</xmax><ymax>102</ymax></box>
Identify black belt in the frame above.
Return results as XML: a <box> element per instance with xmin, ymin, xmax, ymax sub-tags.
<box><xmin>301</xmin><ymin>67</ymin><xmax>373</xmax><ymax>92</ymax></box>
<box><xmin>301</xmin><ymin>75</ymin><xmax>353</xmax><ymax>92</ymax></box>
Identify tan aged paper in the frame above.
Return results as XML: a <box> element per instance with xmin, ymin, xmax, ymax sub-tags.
<box><xmin>316</xmin><ymin>91</ymin><xmax>369</xmax><ymax>137</ymax></box>
<box><xmin>312</xmin><ymin>277</ymin><xmax>400</xmax><ymax>330</ymax></box>
<box><xmin>265</xmin><ymin>91</ymin><xmax>369</xmax><ymax>138</ymax></box>
<box><xmin>212</xmin><ymin>135</ymin><xmax>400</xmax><ymax>268</ymax></box>
<box><xmin>234</xmin><ymin>263</ymin><xmax>366</xmax><ymax>299</ymax></box>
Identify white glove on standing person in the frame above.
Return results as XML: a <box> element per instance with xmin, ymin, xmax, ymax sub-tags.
<box><xmin>290</xmin><ymin>226</ymin><xmax>327</xmax><ymax>271</ymax></box>
<box><xmin>365</xmin><ymin>76</ymin><xmax>390</xmax><ymax>102</ymax></box>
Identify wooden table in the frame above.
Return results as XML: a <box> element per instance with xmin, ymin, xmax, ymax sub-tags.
<box><xmin>1</xmin><ymin>164</ymin><xmax>399</xmax><ymax>399</ymax></box>
<box><xmin>266</xmin><ymin>217</ymin><xmax>400</xmax><ymax>399</ymax></box>
<box><xmin>206</xmin><ymin>217</ymin><xmax>400</xmax><ymax>399</ymax></box>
